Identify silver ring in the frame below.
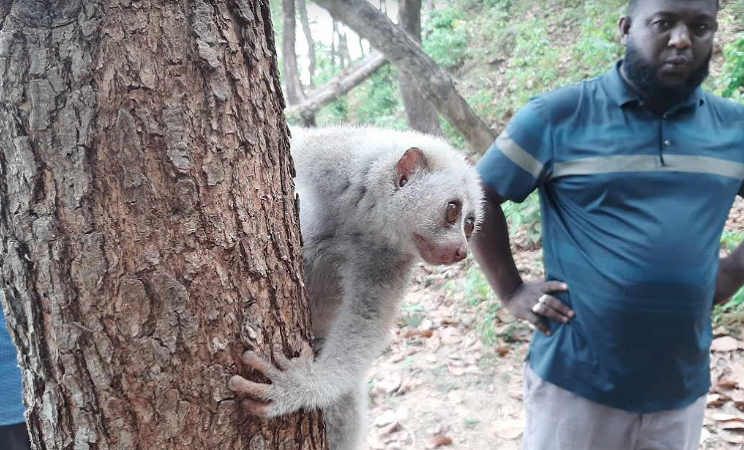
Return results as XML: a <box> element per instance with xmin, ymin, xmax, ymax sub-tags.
<box><xmin>531</xmin><ymin>303</ymin><xmax>541</xmax><ymax>314</ymax></box>
<box><xmin>538</xmin><ymin>294</ymin><xmax>548</xmax><ymax>304</ymax></box>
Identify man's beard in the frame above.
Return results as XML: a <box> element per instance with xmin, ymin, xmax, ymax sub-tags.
<box><xmin>623</xmin><ymin>42</ymin><xmax>711</xmax><ymax>111</ymax></box>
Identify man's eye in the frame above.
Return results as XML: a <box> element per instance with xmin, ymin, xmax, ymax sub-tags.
<box><xmin>692</xmin><ymin>22</ymin><xmax>713</xmax><ymax>36</ymax></box>
<box><xmin>654</xmin><ymin>20</ymin><xmax>672</xmax><ymax>31</ymax></box>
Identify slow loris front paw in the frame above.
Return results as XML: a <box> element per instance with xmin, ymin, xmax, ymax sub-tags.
<box><xmin>229</xmin><ymin>341</ymin><xmax>315</xmax><ymax>418</ymax></box>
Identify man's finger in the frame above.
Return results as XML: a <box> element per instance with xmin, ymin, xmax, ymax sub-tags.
<box><xmin>533</xmin><ymin>301</ymin><xmax>567</xmax><ymax>324</ymax></box>
<box><xmin>525</xmin><ymin>310</ymin><xmax>551</xmax><ymax>336</ymax></box>
<box><xmin>540</xmin><ymin>295</ymin><xmax>575</xmax><ymax>321</ymax></box>
<box><xmin>543</xmin><ymin>280</ymin><xmax>569</xmax><ymax>293</ymax></box>
<box><xmin>228</xmin><ymin>375</ymin><xmax>269</xmax><ymax>398</ymax></box>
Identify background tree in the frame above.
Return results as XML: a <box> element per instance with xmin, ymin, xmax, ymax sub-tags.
<box><xmin>311</xmin><ymin>0</ymin><xmax>497</xmax><ymax>153</ymax></box>
<box><xmin>0</xmin><ymin>1</ymin><xmax>326</xmax><ymax>449</ymax></box>
<box><xmin>398</xmin><ymin>0</ymin><xmax>443</xmax><ymax>135</ymax></box>
<box><xmin>284</xmin><ymin>0</ymin><xmax>307</xmax><ymax>105</ymax></box>
<box><xmin>297</xmin><ymin>0</ymin><xmax>317</xmax><ymax>88</ymax></box>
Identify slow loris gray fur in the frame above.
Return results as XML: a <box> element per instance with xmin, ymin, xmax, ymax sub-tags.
<box><xmin>229</xmin><ymin>125</ymin><xmax>484</xmax><ymax>450</ymax></box>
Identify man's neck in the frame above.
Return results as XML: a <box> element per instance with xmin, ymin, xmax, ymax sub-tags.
<box><xmin>619</xmin><ymin>63</ymin><xmax>671</xmax><ymax>115</ymax></box>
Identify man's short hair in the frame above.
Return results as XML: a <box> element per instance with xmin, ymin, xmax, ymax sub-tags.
<box><xmin>628</xmin><ymin>0</ymin><xmax>720</xmax><ymax>17</ymax></box>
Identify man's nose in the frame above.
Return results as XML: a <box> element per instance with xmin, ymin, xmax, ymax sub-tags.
<box><xmin>669</xmin><ymin>24</ymin><xmax>692</xmax><ymax>50</ymax></box>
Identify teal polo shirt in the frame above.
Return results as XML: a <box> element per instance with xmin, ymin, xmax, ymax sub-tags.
<box><xmin>1</xmin><ymin>292</ymin><xmax>25</xmax><ymax>426</ymax></box>
<box><xmin>478</xmin><ymin>60</ymin><xmax>744</xmax><ymax>413</ymax></box>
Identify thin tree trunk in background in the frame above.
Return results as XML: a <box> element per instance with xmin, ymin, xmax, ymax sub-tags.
<box><xmin>331</xmin><ymin>20</ymin><xmax>338</xmax><ymax>68</ymax></box>
<box><xmin>312</xmin><ymin>0</ymin><xmax>497</xmax><ymax>153</ymax></box>
<box><xmin>338</xmin><ymin>30</ymin><xmax>350</xmax><ymax>69</ymax></box>
<box><xmin>398</xmin><ymin>0</ymin><xmax>442</xmax><ymax>135</ymax></box>
<box><xmin>0</xmin><ymin>1</ymin><xmax>326</xmax><ymax>449</ymax></box>
<box><xmin>283</xmin><ymin>0</ymin><xmax>305</xmax><ymax>105</ymax></box>
<box><xmin>359</xmin><ymin>35</ymin><xmax>366</xmax><ymax>57</ymax></box>
<box><xmin>297</xmin><ymin>0</ymin><xmax>317</xmax><ymax>88</ymax></box>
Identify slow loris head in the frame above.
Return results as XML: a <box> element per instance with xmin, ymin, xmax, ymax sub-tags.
<box><xmin>366</xmin><ymin>137</ymin><xmax>484</xmax><ymax>266</ymax></box>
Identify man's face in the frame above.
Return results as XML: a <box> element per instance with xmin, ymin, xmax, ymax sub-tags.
<box><xmin>619</xmin><ymin>0</ymin><xmax>718</xmax><ymax>100</ymax></box>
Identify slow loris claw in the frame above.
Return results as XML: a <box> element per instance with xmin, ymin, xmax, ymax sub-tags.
<box><xmin>229</xmin><ymin>342</ymin><xmax>315</xmax><ymax>418</ymax></box>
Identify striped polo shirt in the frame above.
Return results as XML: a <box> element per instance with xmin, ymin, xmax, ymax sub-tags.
<box><xmin>478</xmin><ymin>60</ymin><xmax>744</xmax><ymax>413</ymax></box>
<box><xmin>0</xmin><ymin>293</ymin><xmax>25</xmax><ymax>426</ymax></box>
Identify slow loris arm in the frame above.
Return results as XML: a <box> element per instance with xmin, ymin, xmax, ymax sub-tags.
<box><xmin>228</xmin><ymin>246</ymin><xmax>410</xmax><ymax>417</ymax></box>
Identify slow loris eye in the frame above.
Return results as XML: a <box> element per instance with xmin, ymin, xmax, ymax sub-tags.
<box><xmin>446</xmin><ymin>201</ymin><xmax>460</xmax><ymax>224</ymax></box>
<box><xmin>464</xmin><ymin>217</ymin><xmax>475</xmax><ymax>238</ymax></box>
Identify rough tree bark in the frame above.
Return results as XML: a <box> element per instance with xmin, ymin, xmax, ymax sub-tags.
<box><xmin>312</xmin><ymin>0</ymin><xmax>496</xmax><ymax>153</ymax></box>
<box><xmin>0</xmin><ymin>1</ymin><xmax>327</xmax><ymax>449</ymax></box>
<box><xmin>398</xmin><ymin>0</ymin><xmax>442</xmax><ymax>135</ymax></box>
<box><xmin>283</xmin><ymin>0</ymin><xmax>305</xmax><ymax>105</ymax></box>
<box><xmin>285</xmin><ymin>52</ymin><xmax>387</xmax><ymax>121</ymax></box>
<box><xmin>297</xmin><ymin>0</ymin><xmax>316</xmax><ymax>87</ymax></box>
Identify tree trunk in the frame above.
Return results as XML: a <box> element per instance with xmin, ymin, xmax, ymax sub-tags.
<box><xmin>358</xmin><ymin>35</ymin><xmax>366</xmax><ymax>57</ymax></box>
<box><xmin>285</xmin><ymin>52</ymin><xmax>387</xmax><ymax>120</ymax></box>
<box><xmin>0</xmin><ymin>1</ymin><xmax>327</xmax><ymax>449</ymax></box>
<box><xmin>337</xmin><ymin>31</ymin><xmax>349</xmax><ymax>69</ymax></box>
<box><xmin>398</xmin><ymin>0</ymin><xmax>442</xmax><ymax>135</ymax></box>
<box><xmin>331</xmin><ymin>20</ymin><xmax>338</xmax><ymax>68</ymax></box>
<box><xmin>297</xmin><ymin>0</ymin><xmax>317</xmax><ymax>88</ymax></box>
<box><xmin>283</xmin><ymin>0</ymin><xmax>305</xmax><ymax>105</ymax></box>
<box><xmin>312</xmin><ymin>0</ymin><xmax>496</xmax><ymax>153</ymax></box>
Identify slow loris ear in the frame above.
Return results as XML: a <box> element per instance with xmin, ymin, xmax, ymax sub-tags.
<box><xmin>396</xmin><ymin>147</ymin><xmax>427</xmax><ymax>188</ymax></box>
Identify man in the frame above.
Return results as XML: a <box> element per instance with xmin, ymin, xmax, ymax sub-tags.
<box><xmin>472</xmin><ymin>0</ymin><xmax>744</xmax><ymax>449</ymax></box>
<box><xmin>0</xmin><ymin>293</ymin><xmax>31</xmax><ymax>450</ymax></box>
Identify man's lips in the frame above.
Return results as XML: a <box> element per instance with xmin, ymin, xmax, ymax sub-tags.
<box><xmin>660</xmin><ymin>56</ymin><xmax>693</xmax><ymax>77</ymax></box>
<box><xmin>665</xmin><ymin>56</ymin><xmax>691</xmax><ymax>66</ymax></box>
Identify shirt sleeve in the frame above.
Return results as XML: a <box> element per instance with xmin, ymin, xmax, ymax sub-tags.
<box><xmin>476</xmin><ymin>96</ymin><xmax>554</xmax><ymax>203</ymax></box>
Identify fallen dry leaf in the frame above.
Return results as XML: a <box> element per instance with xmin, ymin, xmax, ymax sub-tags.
<box><xmin>440</xmin><ymin>327</ymin><xmax>463</xmax><ymax>345</ymax></box>
<box><xmin>494</xmin><ymin>419</ymin><xmax>524</xmax><ymax>440</ymax></box>
<box><xmin>379</xmin><ymin>421</ymin><xmax>401</xmax><ymax>437</ymax></box>
<box><xmin>431</xmin><ymin>434</ymin><xmax>453</xmax><ymax>447</ymax></box>
<box><xmin>379</xmin><ymin>373</ymin><xmax>403</xmax><ymax>395</ymax></box>
<box><xmin>710</xmin><ymin>412</ymin><xmax>744</xmax><ymax>422</ymax></box>
<box><xmin>708</xmin><ymin>393</ymin><xmax>729</xmax><ymax>408</ymax></box>
<box><xmin>508</xmin><ymin>383</ymin><xmax>524</xmax><ymax>401</ymax></box>
<box><xmin>374</xmin><ymin>410</ymin><xmax>399</xmax><ymax>427</ymax></box>
<box><xmin>723</xmin><ymin>433</ymin><xmax>744</xmax><ymax>444</ymax></box>
<box><xmin>496</xmin><ymin>346</ymin><xmax>511</xmax><ymax>357</ymax></box>
<box><xmin>711</xmin><ymin>336</ymin><xmax>739</xmax><ymax>352</ymax></box>
<box><xmin>716</xmin><ymin>378</ymin><xmax>739</xmax><ymax>391</ymax></box>
<box><xmin>720</xmin><ymin>420</ymin><xmax>744</xmax><ymax>431</ymax></box>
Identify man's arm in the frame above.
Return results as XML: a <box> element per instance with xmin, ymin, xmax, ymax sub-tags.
<box><xmin>715</xmin><ymin>186</ymin><xmax>744</xmax><ymax>304</ymax></box>
<box><xmin>715</xmin><ymin>242</ymin><xmax>744</xmax><ymax>305</ymax></box>
<box><xmin>470</xmin><ymin>185</ymin><xmax>573</xmax><ymax>335</ymax></box>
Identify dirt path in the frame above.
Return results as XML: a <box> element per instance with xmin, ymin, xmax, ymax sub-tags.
<box><xmin>364</xmin><ymin>200</ymin><xmax>744</xmax><ymax>450</ymax></box>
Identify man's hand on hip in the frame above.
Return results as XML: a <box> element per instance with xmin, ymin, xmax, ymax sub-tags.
<box><xmin>504</xmin><ymin>280</ymin><xmax>573</xmax><ymax>336</ymax></box>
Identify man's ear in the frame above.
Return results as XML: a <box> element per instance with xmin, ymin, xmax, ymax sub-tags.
<box><xmin>619</xmin><ymin>16</ymin><xmax>631</xmax><ymax>46</ymax></box>
<box><xmin>396</xmin><ymin>147</ymin><xmax>427</xmax><ymax>188</ymax></box>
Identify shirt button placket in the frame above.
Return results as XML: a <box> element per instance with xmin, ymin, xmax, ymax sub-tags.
<box><xmin>659</xmin><ymin>115</ymin><xmax>669</xmax><ymax>165</ymax></box>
